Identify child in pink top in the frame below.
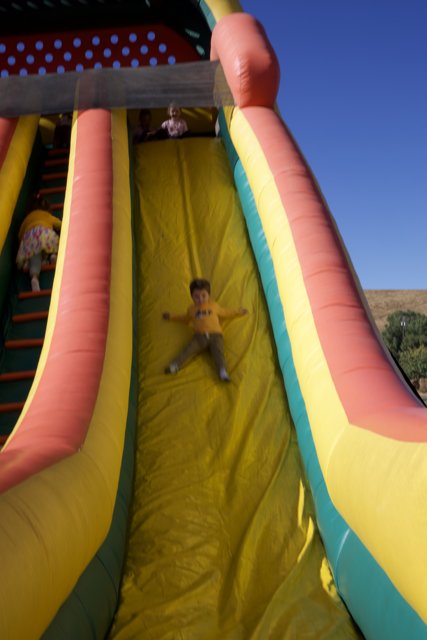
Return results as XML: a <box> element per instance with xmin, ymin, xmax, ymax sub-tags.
<box><xmin>160</xmin><ymin>103</ymin><xmax>189</xmax><ymax>139</ymax></box>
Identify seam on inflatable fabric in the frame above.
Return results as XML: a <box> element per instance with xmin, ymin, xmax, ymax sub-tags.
<box><xmin>333</xmin><ymin>527</ymin><xmax>350</xmax><ymax>582</ymax></box>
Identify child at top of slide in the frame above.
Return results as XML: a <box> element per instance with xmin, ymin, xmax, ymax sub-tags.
<box><xmin>160</xmin><ymin>102</ymin><xmax>189</xmax><ymax>139</ymax></box>
<box><xmin>163</xmin><ymin>278</ymin><xmax>248</xmax><ymax>382</ymax></box>
<box><xmin>132</xmin><ymin>108</ymin><xmax>156</xmax><ymax>143</ymax></box>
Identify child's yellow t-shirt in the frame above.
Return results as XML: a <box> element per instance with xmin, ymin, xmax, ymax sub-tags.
<box><xmin>18</xmin><ymin>209</ymin><xmax>61</xmax><ymax>240</ymax></box>
<box><xmin>170</xmin><ymin>301</ymin><xmax>241</xmax><ymax>335</ymax></box>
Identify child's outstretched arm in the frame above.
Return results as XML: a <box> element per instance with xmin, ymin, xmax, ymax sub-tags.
<box><xmin>162</xmin><ymin>310</ymin><xmax>189</xmax><ymax>323</ymax></box>
<box><xmin>216</xmin><ymin>304</ymin><xmax>248</xmax><ymax>319</ymax></box>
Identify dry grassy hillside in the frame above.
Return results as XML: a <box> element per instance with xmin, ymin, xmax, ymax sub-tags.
<box><xmin>363</xmin><ymin>290</ymin><xmax>427</xmax><ymax>332</ymax></box>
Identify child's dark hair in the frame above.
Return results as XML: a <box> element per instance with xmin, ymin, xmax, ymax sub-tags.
<box><xmin>138</xmin><ymin>108</ymin><xmax>151</xmax><ymax>120</ymax></box>
<box><xmin>190</xmin><ymin>278</ymin><xmax>210</xmax><ymax>295</ymax></box>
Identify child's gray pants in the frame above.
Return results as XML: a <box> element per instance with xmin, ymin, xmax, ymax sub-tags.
<box><xmin>171</xmin><ymin>332</ymin><xmax>226</xmax><ymax>372</ymax></box>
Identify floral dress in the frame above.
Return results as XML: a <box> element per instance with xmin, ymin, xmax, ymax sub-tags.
<box><xmin>16</xmin><ymin>209</ymin><xmax>61</xmax><ymax>271</ymax></box>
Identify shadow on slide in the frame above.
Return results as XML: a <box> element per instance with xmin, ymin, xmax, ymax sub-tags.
<box><xmin>109</xmin><ymin>138</ymin><xmax>361</xmax><ymax>638</ymax></box>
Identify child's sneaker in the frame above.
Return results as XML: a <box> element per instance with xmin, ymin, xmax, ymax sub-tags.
<box><xmin>219</xmin><ymin>367</ymin><xmax>231</xmax><ymax>382</ymax></box>
<box><xmin>31</xmin><ymin>276</ymin><xmax>40</xmax><ymax>292</ymax></box>
<box><xmin>165</xmin><ymin>363</ymin><xmax>179</xmax><ymax>374</ymax></box>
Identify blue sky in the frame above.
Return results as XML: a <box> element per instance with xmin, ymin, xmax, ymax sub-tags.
<box><xmin>241</xmin><ymin>1</ymin><xmax>427</xmax><ymax>289</ymax></box>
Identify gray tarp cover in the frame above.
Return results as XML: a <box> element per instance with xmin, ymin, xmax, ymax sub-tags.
<box><xmin>0</xmin><ymin>60</ymin><xmax>233</xmax><ymax>116</ymax></box>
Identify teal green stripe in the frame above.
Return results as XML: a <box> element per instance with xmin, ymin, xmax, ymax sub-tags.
<box><xmin>197</xmin><ymin>0</ymin><xmax>217</xmax><ymax>30</ymax></box>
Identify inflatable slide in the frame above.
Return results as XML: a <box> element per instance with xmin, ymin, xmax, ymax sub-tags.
<box><xmin>0</xmin><ymin>1</ymin><xmax>426</xmax><ymax>639</ymax></box>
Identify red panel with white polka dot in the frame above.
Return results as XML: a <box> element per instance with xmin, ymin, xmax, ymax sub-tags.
<box><xmin>0</xmin><ymin>25</ymin><xmax>200</xmax><ymax>77</ymax></box>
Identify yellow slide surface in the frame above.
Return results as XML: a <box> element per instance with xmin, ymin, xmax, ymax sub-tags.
<box><xmin>110</xmin><ymin>138</ymin><xmax>360</xmax><ymax>638</ymax></box>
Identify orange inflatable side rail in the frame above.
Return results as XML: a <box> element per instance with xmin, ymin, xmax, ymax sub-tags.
<box><xmin>210</xmin><ymin>13</ymin><xmax>279</xmax><ymax>108</ymax></box>
<box><xmin>240</xmin><ymin>106</ymin><xmax>426</xmax><ymax>442</ymax></box>
<box><xmin>0</xmin><ymin>109</ymin><xmax>113</xmax><ymax>492</ymax></box>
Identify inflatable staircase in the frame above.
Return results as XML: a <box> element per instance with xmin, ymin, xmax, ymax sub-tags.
<box><xmin>0</xmin><ymin>145</ymin><xmax>68</xmax><ymax>447</ymax></box>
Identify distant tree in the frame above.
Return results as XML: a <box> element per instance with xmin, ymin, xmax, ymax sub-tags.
<box><xmin>382</xmin><ymin>310</ymin><xmax>427</xmax><ymax>383</ymax></box>
<box><xmin>382</xmin><ymin>310</ymin><xmax>427</xmax><ymax>358</ymax></box>
<box><xmin>399</xmin><ymin>347</ymin><xmax>427</xmax><ymax>382</ymax></box>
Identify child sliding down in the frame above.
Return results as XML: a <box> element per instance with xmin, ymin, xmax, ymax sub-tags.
<box><xmin>163</xmin><ymin>278</ymin><xmax>248</xmax><ymax>382</ymax></box>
